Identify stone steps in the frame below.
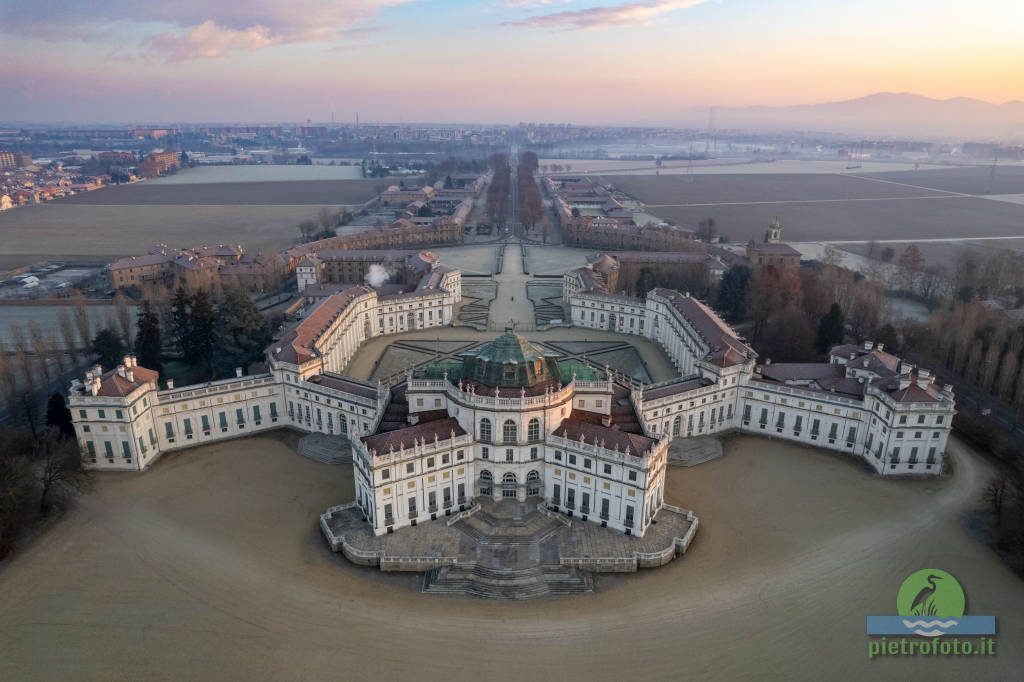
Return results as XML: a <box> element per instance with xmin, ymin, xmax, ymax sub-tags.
<box><xmin>422</xmin><ymin>563</ymin><xmax>593</xmax><ymax>599</ymax></box>
<box><xmin>297</xmin><ymin>433</ymin><xmax>351</xmax><ymax>465</ymax></box>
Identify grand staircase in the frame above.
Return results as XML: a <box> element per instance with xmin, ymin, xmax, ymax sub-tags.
<box><xmin>421</xmin><ymin>501</ymin><xmax>593</xmax><ymax>598</ymax></box>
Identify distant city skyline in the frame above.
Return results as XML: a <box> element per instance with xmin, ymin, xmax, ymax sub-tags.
<box><xmin>1</xmin><ymin>0</ymin><xmax>1021</xmax><ymax>125</ymax></box>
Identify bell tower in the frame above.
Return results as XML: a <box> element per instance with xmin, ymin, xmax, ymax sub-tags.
<box><xmin>765</xmin><ymin>216</ymin><xmax>783</xmax><ymax>243</ymax></box>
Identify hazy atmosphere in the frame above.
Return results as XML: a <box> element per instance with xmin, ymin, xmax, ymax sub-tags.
<box><xmin>2</xmin><ymin>0</ymin><xmax>1022</xmax><ymax>133</ymax></box>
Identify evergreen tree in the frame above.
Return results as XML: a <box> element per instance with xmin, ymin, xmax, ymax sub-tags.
<box><xmin>212</xmin><ymin>290</ymin><xmax>271</xmax><ymax>378</ymax></box>
<box><xmin>717</xmin><ymin>264</ymin><xmax>751</xmax><ymax>322</ymax></box>
<box><xmin>45</xmin><ymin>392</ymin><xmax>74</xmax><ymax>439</ymax></box>
<box><xmin>134</xmin><ymin>300</ymin><xmax>163</xmax><ymax>374</ymax></box>
<box><xmin>91</xmin><ymin>328</ymin><xmax>124</xmax><ymax>369</ymax></box>
<box><xmin>816</xmin><ymin>302</ymin><xmax>845</xmax><ymax>353</ymax></box>
<box><xmin>190</xmin><ymin>290</ymin><xmax>216</xmax><ymax>377</ymax></box>
<box><xmin>876</xmin><ymin>323</ymin><xmax>900</xmax><ymax>354</ymax></box>
<box><xmin>171</xmin><ymin>287</ymin><xmax>192</xmax><ymax>357</ymax></box>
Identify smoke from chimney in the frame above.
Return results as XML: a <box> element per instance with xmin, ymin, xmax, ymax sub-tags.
<box><xmin>365</xmin><ymin>263</ymin><xmax>391</xmax><ymax>288</ymax></box>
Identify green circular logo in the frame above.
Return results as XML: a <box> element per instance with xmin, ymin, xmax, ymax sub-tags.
<box><xmin>897</xmin><ymin>569</ymin><xmax>965</xmax><ymax>618</ymax></box>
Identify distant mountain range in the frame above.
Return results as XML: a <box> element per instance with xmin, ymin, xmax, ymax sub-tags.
<box><xmin>703</xmin><ymin>93</ymin><xmax>1024</xmax><ymax>139</ymax></box>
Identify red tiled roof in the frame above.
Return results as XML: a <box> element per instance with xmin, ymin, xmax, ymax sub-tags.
<box><xmin>553</xmin><ymin>417</ymin><xmax>656</xmax><ymax>457</ymax></box>
<box><xmin>269</xmin><ymin>286</ymin><xmax>371</xmax><ymax>364</ymax></box>
<box><xmin>650</xmin><ymin>288</ymin><xmax>754</xmax><ymax>367</ymax></box>
<box><xmin>95</xmin><ymin>365</ymin><xmax>159</xmax><ymax>397</ymax></box>
<box><xmin>362</xmin><ymin>417</ymin><xmax>466</xmax><ymax>454</ymax></box>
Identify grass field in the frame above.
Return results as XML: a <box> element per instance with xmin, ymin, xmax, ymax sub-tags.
<box><xmin>607</xmin><ymin>171</ymin><xmax>1024</xmax><ymax>242</ymax></box>
<box><xmin>60</xmin><ymin>179</ymin><xmax>383</xmax><ymax>206</ymax></box>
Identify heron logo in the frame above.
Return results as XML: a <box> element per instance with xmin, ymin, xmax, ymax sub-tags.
<box><xmin>866</xmin><ymin>568</ymin><xmax>996</xmax><ymax>659</ymax></box>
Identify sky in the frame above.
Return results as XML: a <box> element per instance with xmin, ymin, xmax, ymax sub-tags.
<box><xmin>0</xmin><ymin>0</ymin><xmax>1022</xmax><ymax>125</ymax></box>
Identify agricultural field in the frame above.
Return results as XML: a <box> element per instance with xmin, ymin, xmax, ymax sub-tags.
<box><xmin>146</xmin><ymin>165</ymin><xmax>366</xmax><ymax>183</ymax></box>
<box><xmin>0</xmin><ymin>204</ymin><xmax>330</xmax><ymax>258</ymax></box>
<box><xmin>60</xmin><ymin>179</ymin><xmax>383</xmax><ymax>206</ymax></box>
<box><xmin>606</xmin><ymin>171</ymin><xmax>1024</xmax><ymax>243</ymax></box>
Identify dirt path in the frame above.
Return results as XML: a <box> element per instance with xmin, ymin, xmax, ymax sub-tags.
<box><xmin>0</xmin><ymin>432</ymin><xmax>1019</xmax><ymax>681</ymax></box>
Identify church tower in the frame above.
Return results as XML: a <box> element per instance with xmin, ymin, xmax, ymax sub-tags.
<box><xmin>765</xmin><ymin>216</ymin><xmax>783</xmax><ymax>243</ymax></box>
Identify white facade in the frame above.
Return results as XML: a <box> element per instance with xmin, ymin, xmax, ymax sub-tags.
<box><xmin>567</xmin><ymin>287</ymin><xmax>956</xmax><ymax>477</ymax></box>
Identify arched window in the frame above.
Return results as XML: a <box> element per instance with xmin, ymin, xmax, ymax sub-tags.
<box><xmin>526</xmin><ymin>470</ymin><xmax>541</xmax><ymax>496</ymax></box>
<box><xmin>502</xmin><ymin>472</ymin><xmax>518</xmax><ymax>497</ymax></box>
<box><xmin>479</xmin><ymin>469</ymin><xmax>493</xmax><ymax>496</ymax></box>
<box><xmin>503</xmin><ymin>419</ymin><xmax>517</xmax><ymax>444</ymax></box>
<box><xmin>527</xmin><ymin>418</ymin><xmax>540</xmax><ymax>442</ymax></box>
<box><xmin>479</xmin><ymin>418</ymin><xmax>491</xmax><ymax>443</ymax></box>
<box><xmin>672</xmin><ymin>415</ymin><xmax>681</xmax><ymax>437</ymax></box>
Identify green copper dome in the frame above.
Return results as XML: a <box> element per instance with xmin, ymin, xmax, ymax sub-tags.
<box><xmin>420</xmin><ymin>330</ymin><xmax>597</xmax><ymax>388</ymax></box>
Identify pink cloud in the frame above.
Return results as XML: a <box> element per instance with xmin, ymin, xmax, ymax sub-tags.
<box><xmin>505</xmin><ymin>0</ymin><xmax>713</xmax><ymax>30</ymax></box>
<box><xmin>0</xmin><ymin>1</ymin><xmax>414</xmax><ymax>60</ymax></box>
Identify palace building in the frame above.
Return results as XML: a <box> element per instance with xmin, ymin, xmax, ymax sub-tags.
<box><xmin>67</xmin><ymin>251</ymin><xmax>956</xmax><ymax>549</ymax></box>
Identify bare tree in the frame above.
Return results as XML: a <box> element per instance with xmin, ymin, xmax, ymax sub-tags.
<box><xmin>57</xmin><ymin>308</ymin><xmax>79</xmax><ymax>368</ymax></box>
<box><xmin>114</xmin><ymin>291</ymin><xmax>133</xmax><ymax>347</ymax></box>
<box><xmin>72</xmin><ymin>293</ymin><xmax>92</xmax><ymax>352</ymax></box>
<box><xmin>33</xmin><ymin>428</ymin><xmax>91</xmax><ymax>513</ymax></box>
<box><xmin>27</xmin><ymin>321</ymin><xmax>50</xmax><ymax>384</ymax></box>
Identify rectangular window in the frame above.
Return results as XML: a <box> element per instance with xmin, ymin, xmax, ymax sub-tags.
<box><xmin>86</xmin><ymin>441</ymin><xmax>96</xmax><ymax>456</ymax></box>
<box><xmin>384</xmin><ymin>503</ymin><xmax>393</xmax><ymax>522</ymax></box>
<box><xmin>566</xmin><ymin>488</ymin><xmax>576</xmax><ymax>510</ymax></box>
<box><xmin>115</xmin><ymin>409</ymin><xmax>123</xmax><ymax>419</ymax></box>
<box><xmin>628</xmin><ymin>470</ymin><xmax>637</xmax><ymax>482</ymax></box>
<box><xmin>811</xmin><ymin>419</ymin><xmax>820</xmax><ymax>437</ymax></box>
<box><xmin>583</xmin><ymin>458</ymin><xmax>592</xmax><ymax>469</ymax></box>
<box><xmin>408</xmin><ymin>497</ymin><xmax>417</xmax><ymax>516</ymax></box>
<box><xmin>269</xmin><ymin>403</ymin><xmax>278</xmax><ymax>419</ymax></box>
<box><xmin>554</xmin><ymin>450</ymin><xmax>562</xmax><ymax>461</ymax></box>
<box><xmin>625</xmin><ymin>505</ymin><xmax>635</xmax><ymax>527</ymax></box>
<box><xmin>603</xmin><ymin>463</ymin><xmax>612</xmax><ymax>475</ymax></box>
<box><xmin>428</xmin><ymin>491</ymin><xmax>437</xmax><ymax>511</ymax></box>
<box><xmin>165</xmin><ymin>422</ymin><xmax>174</xmax><ymax>438</ymax></box>
<box><xmin>530</xmin><ymin>447</ymin><xmax>538</xmax><ymax>460</ymax></box>
<box><xmin>581</xmin><ymin>492</ymin><xmax>590</xmax><ymax>515</ymax></box>
<box><xmin>104</xmin><ymin>441</ymin><xmax>114</xmax><ymax>457</ymax></box>
<box><xmin>458</xmin><ymin>483</ymin><xmax>465</xmax><ymax>501</ymax></box>
<box><xmin>406</xmin><ymin>463</ymin><xmax>414</xmax><ymax>474</ymax></box>
<box><xmin>892</xmin><ymin>447</ymin><xmax>901</xmax><ymax>462</ymax></box>
<box><xmin>482</xmin><ymin>447</ymin><xmax>489</xmax><ymax>460</ymax></box>
<box><xmin>569</xmin><ymin>454</ymin><xmax>577</xmax><ymax>465</ymax></box>
<box><xmin>552</xmin><ymin>483</ymin><xmax>561</xmax><ymax>505</ymax></box>
<box><xmin>601</xmin><ymin>498</ymin><xmax>610</xmax><ymax>520</ymax></box>
<box><xmin>847</xmin><ymin>426</ymin><xmax>856</xmax><ymax>445</ymax></box>
<box><xmin>122</xmin><ymin>441</ymin><xmax>131</xmax><ymax>457</ymax></box>
<box><xmin>742</xmin><ymin>405</ymin><xmax>751</xmax><ymax>423</ymax></box>
<box><xmin>219</xmin><ymin>412</ymin><xmax>227</xmax><ymax>429</ymax></box>
<box><xmin>183</xmin><ymin>418</ymin><xmax>192</xmax><ymax>435</ymax></box>
<box><xmin>442</xmin><ymin>453</ymin><xmax>450</xmax><ymax>465</ymax></box>
<box><xmin>253</xmin><ymin>405</ymin><xmax>261</xmax><ymax>423</ymax></box>
<box><xmin>79</xmin><ymin>409</ymin><xmax>87</xmax><ymax>419</ymax></box>
<box><xmin>794</xmin><ymin>415</ymin><xmax>803</xmax><ymax>434</ymax></box>
<box><xmin>457</xmin><ymin>449</ymin><xmax>464</xmax><ymax>460</ymax></box>
<box><xmin>236</xmin><ymin>408</ymin><xmax>244</xmax><ymax>425</ymax></box>
<box><xmin>202</xmin><ymin>415</ymin><xmax>211</xmax><ymax>431</ymax></box>
<box><xmin>505</xmin><ymin>449</ymin><xmax>513</xmax><ymax>462</ymax></box>
<box><xmin>427</xmin><ymin>457</ymin><xmax>435</xmax><ymax>468</ymax></box>
<box><xmin>98</xmin><ymin>409</ymin><xmax>106</xmax><ymax>419</ymax></box>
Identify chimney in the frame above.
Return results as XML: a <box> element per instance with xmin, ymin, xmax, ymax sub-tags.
<box><xmin>129</xmin><ymin>354</ymin><xmax>137</xmax><ymax>367</ymax></box>
<box><xmin>126</xmin><ymin>369</ymin><xmax>134</xmax><ymax>382</ymax></box>
<box><xmin>916</xmin><ymin>369</ymin><xmax>931</xmax><ymax>390</ymax></box>
<box><xmin>876</xmin><ymin>343</ymin><xmax>884</xmax><ymax>352</ymax></box>
<box><xmin>863</xmin><ymin>340</ymin><xmax>873</xmax><ymax>351</ymax></box>
<box><xmin>235</xmin><ymin>367</ymin><xmax>243</xmax><ymax>378</ymax></box>
<box><xmin>122</xmin><ymin>355</ymin><xmax>131</xmax><ymax>369</ymax></box>
<box><xmin>117</xmin><ymin>365</ymin><xmax>125</xmax><ymax>378</ymax></box>
<box><xmin>899</xmin><ymin>376</ymin><xmax>912</xmax><ymax>390</ymax></box>
<box><xmin>166</xmin><ymin>378</ymin><xmax>175</xmax><ymax>389</ymax></box>
<box><xmin>899</xmin><ymin>362</ymin><xmax>912</xmax><ymax>375</ymax></box>
<box><xmin>765</xmin><ymin>358</ymin><xmax>772</xmax><ymax>365</ymax></box>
